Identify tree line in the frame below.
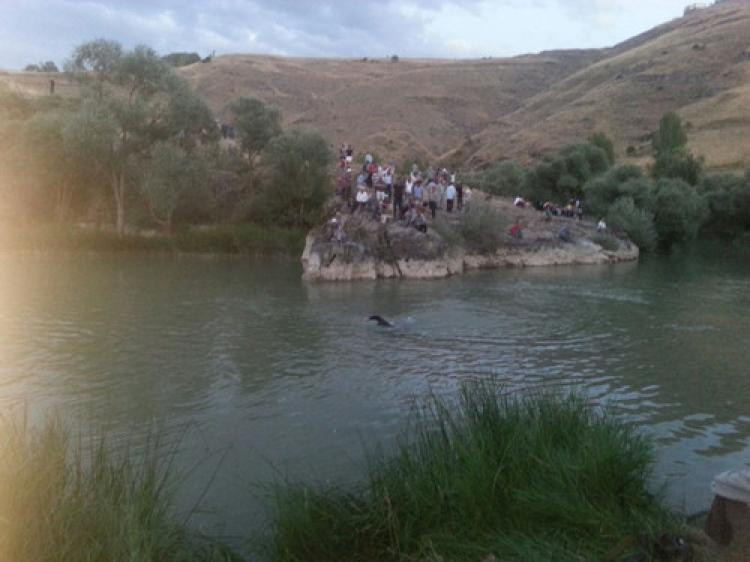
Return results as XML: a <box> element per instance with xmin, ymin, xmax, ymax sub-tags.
<box><xmin>0</xmin><ymin>39</ymin><xmax>332</xmax><ymax>238</ymax></box>
<box><xmin>467</xmin><ymin>113</ymin><xmax>749</xmax><ymax>252</ymax></box>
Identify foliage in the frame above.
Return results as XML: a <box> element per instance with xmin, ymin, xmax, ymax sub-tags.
<box><xmin>699</xmin><ymin>173</ymin><xmax>750</xmax><ymax>239</ymax></box>
<box><xmin>0</xmin><ymin>413</ymin><xmax>242</xmax><ymax>562</ymax></box>
<box><xmin>652</xmin><ymin>112</ymin><xmax>687</xmax><ymax>156</ymax></box>
<box><xmin>606</xmin><ymin>197</ymin><xmax>658</xmax><ymax>252</ymax></box>
<box><xmin>255</xmin><ymin>129</ymin><xmax>332</xmax><ymax>228</ymax></box>
<box><xmin>651</xmin><ymin>178</ymin><xmax>707</xmax><ymax>249</ymax></box>
<box><xmin>591</xmin><ymin>233</ymin><xmax>620</xmax><ymax>252</ymax></box>
<box><xmin>652</xmin><ymin>149</ymin><xmax>704</xmax><ymax>185</ymax></box>
<box><xmin>270</xmin><ymin>381</ymin><xmax>674</xmax><ymax>562</ymax></box>
<box><xmin>162</xmin><ymin>52</ymin><xmax>202</xmax><ymax>67</ymax></box>
<box><xmin>583</xmin><ymin>164</ymin><xmax>649</xmax><ymax>218</ymax></box>
<box><xmin>525</xmin><ymin>142</ymin><xmax>610</xmax><ymax>203</ymax></box>
<box><xmin>432</xmin><ymin>200</ymin><xmax>506</xmax><ymax>254</ymax></box>
<box><xmin>651</xmin><ymin>112</ymin><xmax>703</xmax><ymax>185</ymax></box>
<box><xmin>142</xmin><ymin>142</ymin><xmax>209</xmax><ymax>231</ymax></box>
<box><xmin>229</xmin><ymin>97</ymin><xmax>282</xmax><ymax>163</ymax></box>
<box><xmin>466</xmin><ymin>160</ymin><xmax>525</xmax><ymax>197</ymax></box>
<box><xmin>63</xmin><ymin>40</ymin><xmax>206</xmax><ymax>237</ymax></box>
<box><xmin>588</xmin><ymin>132</ymin><xmax>616</xmax><ymax>165</ymax></box>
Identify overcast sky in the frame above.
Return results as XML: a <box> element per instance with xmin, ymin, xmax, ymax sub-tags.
<box><xmin>0</xmin><ymin>0</ymin><xmax>693</xmax><ymax>70</ymax></box>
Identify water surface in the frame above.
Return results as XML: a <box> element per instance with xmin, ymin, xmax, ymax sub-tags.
<box><xmin>1</xmin><ymin>249</ymin><xmax>749</xmax><ymax>546</ymax></box>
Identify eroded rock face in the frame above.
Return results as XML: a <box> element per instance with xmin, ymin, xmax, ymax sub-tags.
<box><xmin>301</xmin><ymin>213</ymin><xmax>639</xmax><ymax>282</ymax></box>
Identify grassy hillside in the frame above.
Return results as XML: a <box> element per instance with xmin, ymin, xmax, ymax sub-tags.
<box><xmin>3</xmin><ymin>0</ymin><xmax>749</xmax><ymax>171</ymax></box>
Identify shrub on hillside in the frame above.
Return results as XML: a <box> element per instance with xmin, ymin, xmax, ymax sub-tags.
<box><xmin>583</xmin><ymin>164</ymin><xmax>646</xmax><ymax>217</ymax></box>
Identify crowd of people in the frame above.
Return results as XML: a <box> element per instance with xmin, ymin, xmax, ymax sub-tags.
<box><xmin>335</xmin><ymin>145</ymin><xmax>472</xmax><ymax>234</ymax></box>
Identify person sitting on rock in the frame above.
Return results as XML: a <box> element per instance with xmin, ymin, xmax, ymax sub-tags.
<box><xmin>393</xmin><ymin>179</ymin><xmax>405</xmax><ymax>219</ymax></box>
<box><xmin>509</xmin><ymin>222</ymin><xmax>523</xmax><ymax>239</ymax></box>
<box><xmin>558</xmin><ymin>226</ymin><xmax>572</xmax><ymax>242</ymax></box>
<box><xmin>514</xmin><ymin>196</ymin><xmax>526</xmax><ymax>208</ymax></box>
<box><xmin>597</xmin><ymin>218</ymin><xmax>607</xmax><ymax>232</ymax></box>
<box><xmin>412</xmin><ymin>205</ymin><xmax>427</xmax><ymax>233</ymax></box>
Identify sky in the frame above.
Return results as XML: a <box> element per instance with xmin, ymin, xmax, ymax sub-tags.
<box><xmin>0</xmin><ymin>0</ymin><xmax>695</xmax><ymax>70</ymax></box>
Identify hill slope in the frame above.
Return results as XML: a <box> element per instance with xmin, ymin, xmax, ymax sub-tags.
<box><xmin>2</xmin><ymin>0</ymin><xmax>749</xmax><ymax>171</ymax></box>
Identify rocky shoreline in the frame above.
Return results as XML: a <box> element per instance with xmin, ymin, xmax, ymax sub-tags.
<box><xmin>301</xmin><ymin>200</ymin><xmax>639</xmax><ymax>282</ymax></box>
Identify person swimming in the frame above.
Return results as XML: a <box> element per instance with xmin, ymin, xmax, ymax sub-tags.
<box><xmin>368</xmin><ymin>315</ymin><xmax>393</xmax><ymax>327</ymax></box>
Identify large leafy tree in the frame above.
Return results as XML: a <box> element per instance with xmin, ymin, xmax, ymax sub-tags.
<box><xmin>256</xmin><ymin>129</ymin><xmax>331</xmax><ymax>227</ymax></box>
<box><xmin>64</xmin><ymin>40</ymin><xmax>213</xmax><ymax>237</ymax></box>
<box><xmin>142</xmin><ymin>142</ymin><xmax>208</xmax><ymax>232</ymax></box>
<box><xmin>230</xmin><ymin>97</ymin><xmax>282</xmax><ymax>171</ymax></box>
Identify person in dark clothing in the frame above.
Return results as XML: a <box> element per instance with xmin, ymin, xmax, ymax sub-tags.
<box><xmin>456</xmin><ymin>184</ymin><xmax>464</xmax><ymax>210</ymax></box>
<box><xmin>393</xmin><ymin>179</ymin><xmax>405</xmax><ymax>219</ymax></box>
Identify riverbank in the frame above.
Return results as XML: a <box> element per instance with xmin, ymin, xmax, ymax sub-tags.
<box><xmin>0</xmin><ymin>224</ymin><xmax>306</xmax><ymax>256</ymax></box>
<box><xmin>302</xmin><ymin>197</ymin><xmax>638</xmax><ymax>281</ymax></box>
<box><xmin>3</xmin><ymin>385</ymin><xmax>725</xmax><ymax>562</ymax></box>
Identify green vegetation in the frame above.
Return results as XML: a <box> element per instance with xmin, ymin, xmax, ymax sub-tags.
<box><xmin>0</xmin><ymin>39</ymin><xmax>334</xmax><ymax>254</ymax></box>
<box><xmin>591</xmin><ymin>233</ymin><xmax>620</xmax><ymax>251</ymax></box>
<box><xmin>270</xmin><ymin>381</ymin><xmax>675</xmax><ymax>562</ymax></box>
<box><xmin>432</xmin><ymin>200</ymin><xmax>506</xmax><ymax>254</ymax></box>
<box><xmin>0</xmin><ymin>414</ymin><xmax>240</xmax><ymax>562</ymax></box>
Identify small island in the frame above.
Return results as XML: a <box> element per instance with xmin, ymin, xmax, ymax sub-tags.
<box><xmin>303</xmin><ymin>193</ymin><xmax>637</xmax><ymax>282</ymax></box>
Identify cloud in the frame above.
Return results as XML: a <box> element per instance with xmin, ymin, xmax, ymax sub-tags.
<box><xmin>0</xmin><ymin>0</ymin><xmax>689</xmax><ymax>69</ymax></box>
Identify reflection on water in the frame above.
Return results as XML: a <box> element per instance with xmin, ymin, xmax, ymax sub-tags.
<box><xmin>1</xmin><ymin>248</ymin><xmax>749</xmax><ymax>543</ymax></box>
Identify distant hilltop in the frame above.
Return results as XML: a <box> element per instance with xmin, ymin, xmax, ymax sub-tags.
<box><xmin>3</xmin><ymin>0</ymin><xmax>750</xmax><ymax>171</ymax></box>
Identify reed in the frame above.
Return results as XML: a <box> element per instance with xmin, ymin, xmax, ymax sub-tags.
<box><xmin>270</xmin><ymin>381</ymin><xmax>675</xmax><ymax>562</ymax></box>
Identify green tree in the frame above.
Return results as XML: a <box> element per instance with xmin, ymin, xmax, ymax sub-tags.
<box><xmin>472</xmin><ymin>160</ymin><xmax>525</xmax><ymax>197</ymax></box>
<box><xmin>698</xmin><ymin>173</ymin><xmax>750</xmax><ymax>239</ymax></box>
<box><xmin>257</xmin><ymin>129</ymin><xmax>331</xmax><ymax>227</ymax></box>
<box><xmin>651</xmin><ymin>178</ymin><xmax>707</xmax><ymax>249</ymax></box>
<box><xmin>142</xmin><ymin>142</ymin><xmax>208</xmax><ymax>232</ymax></box>
<box><xmin>64</xmin><ymin>40</ymin><xmax>204</xmax><ymax>237</ymax></box>
<box><xmin>606</xmin><ymin>197</ymin><xmax>657</xmax><ymax>252</ymax></box>
<box><xmin>652</xmin><ymin>112</ymin><xmax>687</xmax><ymax>156</ymax></box>
<box><xmin>588</xmin><ymin>132</ymin><xmax>615</xmax><ymax>165</ymax></box>
<box><xmin>22</xmin><ymin>109</ymin><xmax>82</xmax><ymax>221</ymax></box>
<box><xmin>651</xmin><ymin>112</ymin><xmax>703</xmax><ymax>185</ymax></box>
<box><xmin>229</xmin><ymin>97</ymin><xmax>282</xmax><ymax>165</ymax></box>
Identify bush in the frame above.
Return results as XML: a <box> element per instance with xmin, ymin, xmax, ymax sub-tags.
<box><xmin>525</xmin><ymin>142</ymin><xmax>611</xmax><ymax>203</ymax></box>
<box><xmin>162</xmin><ymin>52</ymin><xmax>201</xmax><ymax>67</ymax></box>
<box><xmin>432</xmin><ymin>201</ymin><xmax>506</xmax><ymax>254</ymax></box>
<box><xmin>466</xmin><ymin>160</ymin><xmax>524</xmax><ymax>197</ymax></box>
<box><xmin>255</xmin><ymin>129</ymin><xmax>332</xmax><ymax>228</ymax></box>
<box><xmin>591</xmin><ymin>233</ymin><xmax>620</xmax><ymax>251</ymax></box>
<box><xmin>270</xmin><ymin>381</ymin><xmax>674</xmax><ymax>562</ymax></box>
<box><xmin>651</xmin><ymin>178</ymin><xmax>707</xmax><ymax>249</ymax></box>
<box><xmin>583</xmin><ymin>164</ymin><xmax>647</xmax><ymax>218</ymax></box>
<box><xmin>606</xmin><ymin>197</ymin><xmax>658</xmax><ymax>252</ymax></box>
<box><xmin>699</xmin><ymin>173</ymin><xmax>750</xmax><ymax>239</ymax></box>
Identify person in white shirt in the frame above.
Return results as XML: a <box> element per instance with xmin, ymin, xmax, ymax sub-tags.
<box><xmin>597</xmin><ymin>218</ymin><xmax>607</xmax><ymax>232</ymax></box>
<box><xmin>445</xmin><ymin>183</ymin><xmax>457</xmax><ymax>213</ymax></box>
<box><xmin>355</xmin><ymin>186</ymin><xmax>369</xmax><ymax>213</ymax></box>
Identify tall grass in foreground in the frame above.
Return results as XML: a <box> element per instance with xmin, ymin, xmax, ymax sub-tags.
<box><xmin>0</xmin><ymin>415</ymin><xmax>240</xmax><ymax>562</ymax></box>
<box><xmin>271</xmin><ymin>383</ymin><xmax>675</xmax><ymax>562</ymax></box>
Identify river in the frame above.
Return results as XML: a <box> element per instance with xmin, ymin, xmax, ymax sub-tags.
<box><xmin>1</xmin><ymin>248</ymin><xmax>749</xmax><ymax>549</ymax></box>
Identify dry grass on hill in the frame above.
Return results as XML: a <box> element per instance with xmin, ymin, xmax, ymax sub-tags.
<box><xmin>3</xmin><ymin>0</ymin><xmax>750</xmax><ymax>172</ymax></box>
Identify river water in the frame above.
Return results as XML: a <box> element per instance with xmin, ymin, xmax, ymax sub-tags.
<box><xmin>1</xmin><ymin>249</ymin><xmax>749</xmax><ymax>547</ymax></box>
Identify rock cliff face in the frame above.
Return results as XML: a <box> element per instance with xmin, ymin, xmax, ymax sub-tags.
<box><xmin>301</xmin><ymin>212</ymin><xmax>639</xmax><ymax>282</ymax></box>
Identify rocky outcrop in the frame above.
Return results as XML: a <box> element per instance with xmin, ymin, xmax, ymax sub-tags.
<box><xmin>301</xmin><ymin>212</ymin><xmax>639</xmax><ymax>282</ymax></box>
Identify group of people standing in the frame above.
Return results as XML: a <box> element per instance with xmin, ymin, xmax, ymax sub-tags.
<box><xmin>336</xmin><ymin>146</ymin><xmax>472</xmax><ymax>232</ymax></box>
